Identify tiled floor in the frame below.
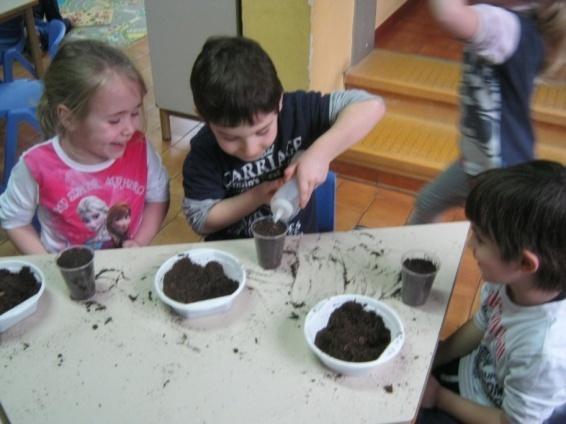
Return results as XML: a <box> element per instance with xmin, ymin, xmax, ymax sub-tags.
<box><xmin>0</xmin><ymin>1</ymin><xmax>481</xmax><ymax>337</ymax></box>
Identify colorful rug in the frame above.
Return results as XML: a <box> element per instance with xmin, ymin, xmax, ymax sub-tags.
<box><xmin>59</xmin><ymin>0</ymin><xmax>146</xmax><ymax>47</ymax></box>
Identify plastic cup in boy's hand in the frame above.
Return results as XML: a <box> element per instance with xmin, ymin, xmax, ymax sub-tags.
<box><xmin>251</xmin><ymin>216</ymin><xmax>288</xmax><ymax>270</ymax></box>
<box><xmin>56</xmin><ymin>246</ymin><xmax>96</xmax><ymax>300</ymax></box>
<box><xmin>401</xmin><ymin>250</ymin><xmax>440</xmax><ymax>306</ymax></box>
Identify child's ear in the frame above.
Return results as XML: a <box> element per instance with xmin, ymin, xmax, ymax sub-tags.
<box><xmin>56</xmin><ymin>104</ymin><xmax>76</xmax><ymax>132</ymax></box>
<box><xmin>520</xmin><ymin>249</ymin><xmax>540</xmax><ymax>274</ymax></box>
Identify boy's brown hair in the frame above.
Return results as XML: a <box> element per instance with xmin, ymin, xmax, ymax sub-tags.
<box><xmin>190</xmin><ymin>36</ymin><xmax>283</xmax><ymax>127</ymax></box>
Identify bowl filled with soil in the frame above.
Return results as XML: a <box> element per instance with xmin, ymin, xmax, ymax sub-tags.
<box><xmin>154</xmin><ymin>248</ymin><xmax>246</xmax><ymax>319</ymax></box>
<box><xmin>304</xmin><ymin>294</ymin><xmax>405</xmax><ymax>376</ymax></box>
<box><xmin>0</xmin><ymin>260</ymin><xmax>46</xmax><ymax>332</ymax></box>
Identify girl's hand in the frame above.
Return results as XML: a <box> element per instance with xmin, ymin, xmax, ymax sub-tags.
<box><xmin>284</xmin><ymin>150</ymin><xmax>328</xmax><ymax>208</ymax></box>
<box><xmin>421</xmin><ymin>375</ymin><xmax>442</xmax><ymax>409</ymax></box>
<box><xmin>122</xmin><ymin>239</ymin><xmax>141</xmax><ymax>248</ymax></box>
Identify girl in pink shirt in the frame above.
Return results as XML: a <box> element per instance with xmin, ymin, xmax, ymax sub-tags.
<box><xmin>0</xmin><ymin>39</ymin><xmax>169</xmax><ymax>254</ymax></box>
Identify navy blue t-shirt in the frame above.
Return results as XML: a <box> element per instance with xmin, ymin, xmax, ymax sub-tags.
<box><xmin>183</xmin><ymin>91</ymin><xmax>331</xmax><ymax>241</ymax></box>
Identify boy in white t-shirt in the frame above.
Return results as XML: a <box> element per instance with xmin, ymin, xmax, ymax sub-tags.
<box><xmin>419</xmin><ymin>160</ymin><xmax>566</xmax><ymax>424</ymax></box>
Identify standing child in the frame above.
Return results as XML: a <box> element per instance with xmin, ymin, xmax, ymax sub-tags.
<box><xmin>419</xmin><ymin>160</ymin><xmax>566</xmax><ymax>423</ymax></box>
<box><xmin>0</xmin><ymin>39</ymin><xmax>170</xmax><ymax>254</ymax></box>
<box><xmin>408</xmin><ymin>0</ymin><xmax>566</xmax><ymax>224</ymax></box>
<box><xmin>183</xmin><ymin>36</ymin><xmax>385</xmax><ymax>240</ymax></box>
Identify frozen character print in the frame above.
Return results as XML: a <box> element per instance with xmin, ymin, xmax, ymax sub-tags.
<box><xmin>77</xmin><ymin>195</ymin><xmax>110</xmax><ymax>249</ymax></box>
<box><xmin>106</xmin><ymin>202</ymin><xmax>132</xmax><ymax>248</ymax></box>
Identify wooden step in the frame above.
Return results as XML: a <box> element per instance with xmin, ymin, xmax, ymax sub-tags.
<box><xmin>337</xmin><ymin>49</ymin><xmax>566</xmax><ymax>188</ymax></box>
<box><xmin>346</xmin><ymin>49</ymin><xmax>566</xmax><ymax>127</ymax></box>
<box><xmin>338</xmin><ymin>112</ymin><xmax>458</xmax><ymax>182</ymax></box>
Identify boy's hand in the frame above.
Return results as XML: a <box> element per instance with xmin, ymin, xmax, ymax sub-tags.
<box><xmin>284</xmin><ymin>150</ymin><xmax>328</xmax><ymax>208</ymax></box>
<box><xmin>253</xmin><ymin>178</ymin><xmax>284</xmax><ymax>206</ymax></box>
<box><xmin>421</xmin><ymin>375</ymin><xmax>441</xmax><ymax>409</ymax></box>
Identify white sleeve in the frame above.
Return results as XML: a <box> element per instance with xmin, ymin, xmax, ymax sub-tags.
<box><xmin>469</xmin><ymin>5</ymin><xmax>521</xmax><ymax>64</ymax></box>
<box><xmin>0</xmin><ymin>158</ymin><xmax>39</xmax><ymax>229</ymax></box>
<box><xmin>145</xmin><ymin>138</ymin><xmax>170</xmax><ymax>203</ymax></box>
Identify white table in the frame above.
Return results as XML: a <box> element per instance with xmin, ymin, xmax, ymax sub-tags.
<box><xmin>0</xmin><ymin>222</ymin><xmax>469</xmax><ymax>423</ymax></box>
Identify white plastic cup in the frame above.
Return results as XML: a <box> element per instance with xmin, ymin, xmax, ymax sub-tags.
<box><xmin>401</xmin><ymin>250</ymin><xmax>440</xmax><ymax>306</ymax></box>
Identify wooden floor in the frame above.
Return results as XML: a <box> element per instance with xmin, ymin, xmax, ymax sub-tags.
<box><xmin>0</xmin><ymin>1</ymin><xmax>481</xmax><ymax>338</ymax></box>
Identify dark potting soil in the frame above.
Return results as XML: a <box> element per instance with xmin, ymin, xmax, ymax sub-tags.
<box><xmin>57</xmin><ymin>247</ymin><xmax>93</xmax><ymax>268</ymax></box>
<box><xmin>315</xmin><ymin>301</ymin><xmax>391</xmax><ymax>362</ymax></box>
<box><xmin>163</xmin><ymin>257</ymin><xmax>239</xmax><ymax>303</ymax></box>
<box><xmin>0</xmin><ymin>267</ymin><xmax>41</xmax><ymax>314</ymax></box>
<box><xmin>403</xmin><ymin>258</ymin><xmax>437</xmax><ymax>274</ymax></box>
<box><xmin>253</xmin><ymin>219</ymin><xmax>287</xmax><ymax>236</ymax></box>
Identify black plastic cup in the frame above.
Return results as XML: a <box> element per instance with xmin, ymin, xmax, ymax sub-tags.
<box><xmin>56</xmin><ymin>246</ymin><xmax>96</xmax><ymax>300</ymax></box>
<box><xmin>401</xmin><ymin>250</ymin><xmax>440</xmax><ymax>306</ymax></box>
<box><xmin>251</xmin><ymin>216</ymin><xmax>288</xmax><ymax>270</ymax></box>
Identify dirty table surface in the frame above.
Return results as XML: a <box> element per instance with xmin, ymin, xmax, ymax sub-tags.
<box><xmin>0</xmin><ymin>222</ymin><xmax>470</xmax><ymax>423</ymax></box>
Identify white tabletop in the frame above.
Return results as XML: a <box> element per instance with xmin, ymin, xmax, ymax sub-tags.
<box><xmin>0</xmin><ymin>222</ymin><xmax>470</xmax><ymax>423</ymax></box>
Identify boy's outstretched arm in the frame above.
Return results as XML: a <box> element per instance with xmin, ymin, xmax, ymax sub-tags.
<box><xmin>286</xmin><ymin>94</ymin><xmax>385</xmax><ymax>207</ymax></box>
<box><xmin>198</xmin><ymin>179</ymin><xmax>282</xmax><ymax>234</ymax></box>
<box><xmin>429</xmin><ymin>0</ymin><xmax>479</xmax><ymax>41</ymax></box>
<box><xmin>124</xmin><ymin>201</ymin><xmax>169</xmax><ymax>247</ymax></box>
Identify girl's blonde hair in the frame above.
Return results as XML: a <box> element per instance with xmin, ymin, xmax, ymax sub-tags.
<box><xmin>534</xmin><ymin>0</ymin><xmax>566</xmax><ymax>75</ymax></box>
<box><xmin>38</xmin><ymin>39</ymin><xmax>147</xmax><ymax>138</ymax></box>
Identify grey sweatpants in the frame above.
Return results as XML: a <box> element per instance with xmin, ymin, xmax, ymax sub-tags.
<box><xmin>408</xmin><ymin>161</ymin><xmax>472</xmax><ymax>225</ymax></box>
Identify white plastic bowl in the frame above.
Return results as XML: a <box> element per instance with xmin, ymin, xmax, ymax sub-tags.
<box><xmin>304</xmin><ymin>294</ymin><xmax>405</xmax><ymax>376</ymax></box>
<box><xmin>0</xmin><ymin>260</ymin><xmax>46</xmax><ymax>332</ymax></box>
<box><xmin>154</xmin><ymin>248</ymin><xmax>246</xmax><ymax>319</ymax></box>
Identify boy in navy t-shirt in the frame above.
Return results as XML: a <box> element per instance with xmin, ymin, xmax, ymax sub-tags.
<box><xmin>183</xmin><ymin>36</ymin><xmax>385</xmax><ymax>240</ymax></box>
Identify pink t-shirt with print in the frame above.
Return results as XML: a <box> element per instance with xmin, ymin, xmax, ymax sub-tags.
<box><xmin>24</xmin><ymin>132</ymin><xmax>148</xmax><ymax>250</ymax></box>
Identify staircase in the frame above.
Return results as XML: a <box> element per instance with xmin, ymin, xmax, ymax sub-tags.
<box><xmin>337</xmin><ymin>48</ymin><xmax>566</xmax><ymax>191</ymax></box>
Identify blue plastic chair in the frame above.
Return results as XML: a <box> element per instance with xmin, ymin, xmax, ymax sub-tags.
<box><xmin>1</xmin><ymin>19</ymin><xmax>65</xmax><ymax>82</ymax></box>
<box><xmin>0</xmin><ymin>19</ymin><xmax>66</xmax><ymax>192</ymax></box>
<box><xmin>0</xmin><ymin>80</ymin><xmax>43</xmax><ymax>191</ymax></box>
<box><xmin>0</xmin><ymin>17</ymin><xmax>29</xmax><ymax>82</ymax></box>
<box><xmin>314</xmin><ymin>170</ymin><xmax>336</xmax><ymax>232</ymax></box>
